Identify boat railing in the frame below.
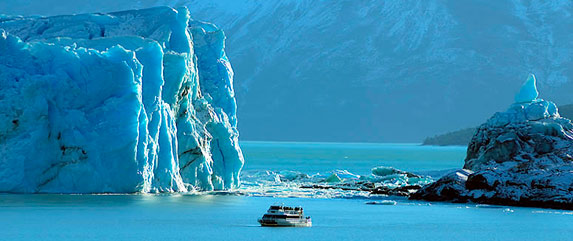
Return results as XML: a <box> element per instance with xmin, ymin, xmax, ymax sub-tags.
<box><xmin>268</xmin><ymin>204</ymin><xmax>304</xmax><ymax>212</ymax></box>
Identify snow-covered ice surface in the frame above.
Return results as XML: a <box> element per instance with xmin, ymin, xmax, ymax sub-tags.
<box><xmin>413</xmin><ymin>74</ymin><xmax>573</xmax><ymax>209</ymax></box>
<box><xmin>0</xmin><ymin>7</ymin><xmax>243</xmax><ymax>193</ymax></box>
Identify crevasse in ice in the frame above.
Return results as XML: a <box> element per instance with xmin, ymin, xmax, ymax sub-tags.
<box><xmin>0</xmin><ymin>7</ymin><xmax>243</xmax><ymax>193</ymax></box>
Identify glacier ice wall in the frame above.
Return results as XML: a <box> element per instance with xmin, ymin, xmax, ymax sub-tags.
<box><xmin>0</xmin><ymin>7</ymin><xmax>243</xmax><ymax>193</ymax></box>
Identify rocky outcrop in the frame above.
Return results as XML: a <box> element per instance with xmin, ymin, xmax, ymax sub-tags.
<box><xmin>412</xmin><ymin>74</ymin><xmax>573</xmax><ymax>210</ymax></box>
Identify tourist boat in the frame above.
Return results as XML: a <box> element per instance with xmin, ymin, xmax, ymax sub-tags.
<box><xmin>257</xmin><ymin>204</ymin><xmax>312</xmax><ymax>227</ymax></box>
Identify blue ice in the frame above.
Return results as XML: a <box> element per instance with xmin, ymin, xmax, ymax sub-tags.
<box><xmin>0</xmin><ymin>7</ymin><xmax>243</xmax><ymax>193</ymax></box>
<box><xmin>514</xmin><ymin>74</ymin><xmax>538</xmax><ymax>103</ymax></box>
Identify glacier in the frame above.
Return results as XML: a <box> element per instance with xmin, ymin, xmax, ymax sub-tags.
<box><xmin>0</xmin><ymin>7</ymin><xmax>243</xmax><ymax>193</ymax></box>
<box><xmin>412</xmin><ymin>74</ymin><xmax>573</xmax><ymax>209</ymax></box>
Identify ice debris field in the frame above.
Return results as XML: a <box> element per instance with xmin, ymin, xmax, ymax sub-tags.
<box><xmin>0</xmin><ymin>7</ymin><xmax>243</xmax><ymax>193</ymax></box>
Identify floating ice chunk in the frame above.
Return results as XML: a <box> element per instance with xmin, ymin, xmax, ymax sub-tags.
<box><xmin>331</xmin><ymin>170</ymin><xmax>361</xmax><ymax>179</ymax></box>
<box><xmin>365</xmin><ymin>200</ymin><xmax>397</xmax><ymax>205</ymax></box>
<box><xmin>279</xmin><ymin>170</ymin><xmax>310</xmax><ymax>181</ymax></box>
<box><xmin>371</xmin><ymin>166</ymin><xmax>420</xmax><ymax>177</ymax></box>
<box><xmin>503</xmin><ymin>208</ymin><xmax>514</xmax><ymax>213</ymax></box>
<box><xmin>372</xmin><ymin>166</ymin><xmax>398</xmax><ymax>176</ymax></box>
<box><xmin>325</xmin><ymin>173</ymin><xmax>343</xmax><ymax>183</ymax></box>
<box><xmin>514</xmin><ymin>74</ymin><xmax>538</xmax><ymax>103</ymax></box>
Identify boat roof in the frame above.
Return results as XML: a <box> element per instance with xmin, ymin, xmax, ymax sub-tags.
<box><xmin>269</xmin><ymin>205</ymin><xmax>303</xmax><ymax>210</ymax></box>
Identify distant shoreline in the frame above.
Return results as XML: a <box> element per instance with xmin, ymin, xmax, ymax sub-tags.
<box><xmin>423</xmin><ymin>104</ymin><xmax>573</xmax><ymax>146</ymax></box>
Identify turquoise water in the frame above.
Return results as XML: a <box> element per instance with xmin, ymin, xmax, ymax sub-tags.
<box><xmin>238</xmin><ymin>142</ymin><xmax>466</xmax><ymax>198</ymax></box>
<box><xmin>1</xmin><ymin>195</ymin><xmax>572</xmax><ymax>241</ymax></box>
<box><xmin>241</xmin><ymin>141</ymin><xmax>467</xmax><ymax>174</ymax></box>
<box><xmin>2</xmin><ymin>142</ymin><xmax>572</xmax><ymax>241</ymax></box>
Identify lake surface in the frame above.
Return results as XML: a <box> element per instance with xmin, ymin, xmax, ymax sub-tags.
<box><xmin>241</xmin><ymin>141</ymin><xmax>466</xmax><ymax>174</ymax></box>
<box><xmin>2</xmin><ymin>194</ymin><xmax>572</xmax><ymax>241</ymax></box>
<box><xmin>1</xmin><ymin>142</ymin><xmax>572</xmax><ymax>241</ymax></box>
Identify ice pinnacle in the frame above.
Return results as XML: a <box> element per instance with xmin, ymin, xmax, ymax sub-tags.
<box><xmin>514</xmin><ymin>74</ymin><xmax>539</xmax><ymax>103</ymax></box>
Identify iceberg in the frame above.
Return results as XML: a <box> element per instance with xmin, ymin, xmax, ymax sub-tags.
<box><xmin>514</xmin><ymin>74</ymin><xmax>539</xmax><ymax>103</ymax></box>
<box><xmin>324</xmin><ymin>174</ymin><xmax>343</xmax><ymax>183</ymax></box>
<box><xmin>412</xmin><ymin>74</ymin><xmax>573</xmax><ymax>209</ymax></box>
<box><xmin>0</xmin><ymin>7</ymin><xmax>243</xmax><ymax>193</ymax></box>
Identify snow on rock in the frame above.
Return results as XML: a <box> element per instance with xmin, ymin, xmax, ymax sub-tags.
<box><xmin>0</xmin><ymin>7</ymin><xmax>243</xmax><ymax>193</ymax></box>
<box><xmin>412</xmin><ymin>74</ymin><xmax>573</xmax><ymax>209</ymax></box>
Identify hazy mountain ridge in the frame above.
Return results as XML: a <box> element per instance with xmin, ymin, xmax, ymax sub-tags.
<box><xmin>179</xmin><ymin>0</ymin><xmax>573</xmax><ymax>142</ymax></box>
<box><xmin>1</xmin><ymin>0</ymin><xmax>572</xmax><ymax>142</ymax></box>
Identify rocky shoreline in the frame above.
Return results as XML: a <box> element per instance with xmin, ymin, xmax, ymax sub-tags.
<box><xmin>301</xmin><ymin>183</ymin><xmax>422</xmax><ymax>197</ymax></box>
<box><xmin>410</xmin><ymin>169</ymin><xmax>573</xmax><ymax>210</ymax></box>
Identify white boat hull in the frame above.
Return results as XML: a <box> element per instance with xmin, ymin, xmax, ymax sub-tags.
<box><xmin>258</xmin><ymin>218</ymin><xmax>312</xmax><ymax>227</ymax></box>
